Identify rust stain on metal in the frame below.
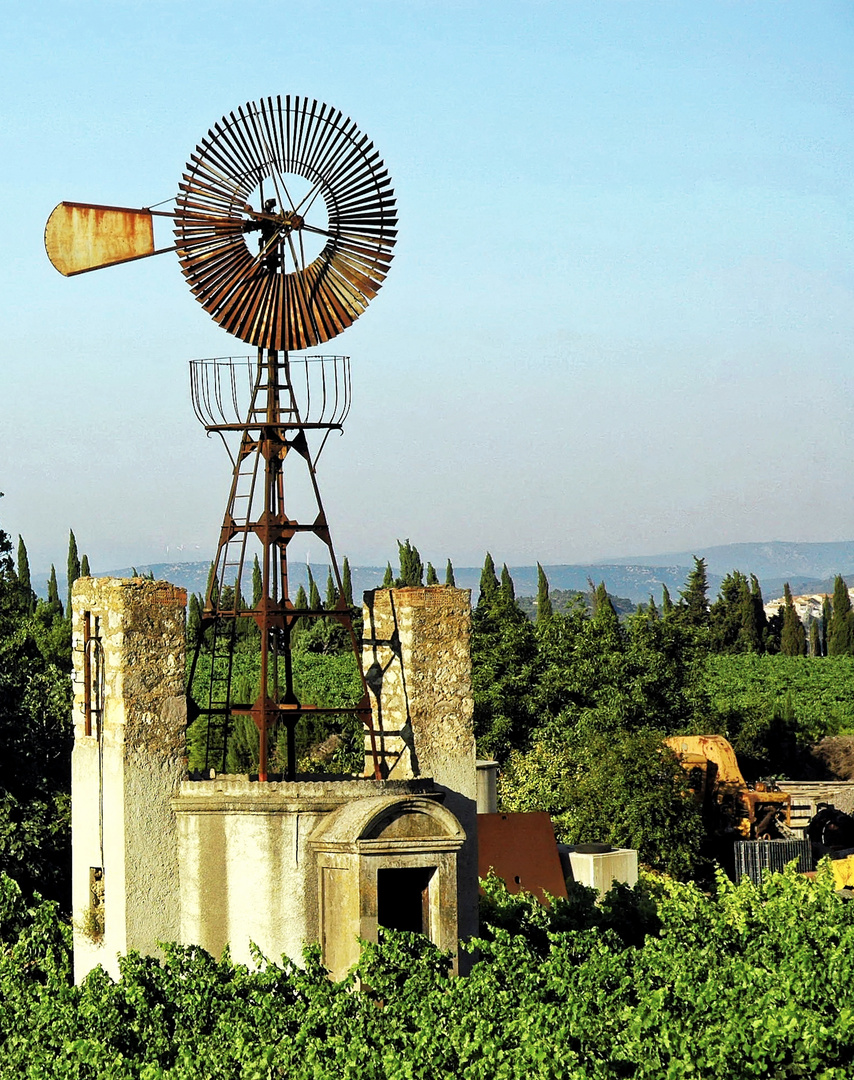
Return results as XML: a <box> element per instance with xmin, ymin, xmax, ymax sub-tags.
<box><xmin>45</xmin><ymin>201</ymin><xmax>155</xmax><ymax>276</ymax></box>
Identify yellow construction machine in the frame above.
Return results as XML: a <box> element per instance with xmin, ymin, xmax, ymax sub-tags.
<box><xmin>664</xmin><ymin>734</ymin><xmax>793</xmax><ymax>839</ymax></box>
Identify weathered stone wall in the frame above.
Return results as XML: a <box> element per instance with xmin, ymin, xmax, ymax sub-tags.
<box><xmin>172</xmin><ymin>777</ymin><xmax>455</xmax><ymax>975</ymax></box>
<box><xmin>361</xmin><ymin>586</ymin><xmax>478</xmax><ymax>946</ymax></box>
<box><xmin>71</xmin><ymin>577</ymin><xmax>186</xmax><ymax>982</ymax></box>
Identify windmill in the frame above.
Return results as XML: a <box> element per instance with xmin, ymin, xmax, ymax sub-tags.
<box><xmin>46</xmin><ymin>96</ymin><xmax>398</xmax><ymax>781</ymax></box>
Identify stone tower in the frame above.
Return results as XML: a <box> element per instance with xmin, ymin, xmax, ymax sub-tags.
<box><xmin>70</xmin><ymin>577</ymin><xmax>187</xmax><ymax>981</ymax></box>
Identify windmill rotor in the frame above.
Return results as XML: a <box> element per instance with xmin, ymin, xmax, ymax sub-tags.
<box><xmin>174</xmin><ymin>95</ymin><xmax>397</xmax><ymax>352</ymax></box>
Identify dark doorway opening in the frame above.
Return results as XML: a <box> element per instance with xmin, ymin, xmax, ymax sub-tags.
<box><xmin>377</xmin><ymin>866</ymin><xmax>435</xmax><ymax>935</ymax></box>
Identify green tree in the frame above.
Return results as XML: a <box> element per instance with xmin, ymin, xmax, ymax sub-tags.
<box><xmin>809</xmin><ymin>619</ymin><xmax>821</xmax><ymax>657</ymax></box>
<box><xmin>382</xmin><ymin>563</ymin><xmax>394</xmax><ymax>588</ymax></box>
<box><xmin>499</xmin><ymin>564</ymin><xmax>515</xmax><ymax>604</ymax></box>
<box><xmin>765</xmin><ymin>604</ymin><xmax>784</xmax><ymax>655</ymax></box>
<box><xmin>307</xmin><ymin>567</ymin><xmax>321</xmax><ymax>612</ymax></box>
<box><xmin>536</xmin><ymin>563</ymin><xmax>552</xmax><ymax>624</ymax></box>
<box><xmin>827</xmin><ymin>575</ymin><xmax>854</xmax><ymax>656</ymax></box>
<box><xmin>478</xmin><ymin>552</ymin><xmax>499</xmax><ymax>609</ymax></box>
<box><xmin>426</xmin><ymin>562</ymin><xmax>439</xmax><ymax>585</ymax></box>
<box><xmin>252</xmin><ymin>554</ymin><xmax>262</xmax><ymax>607</ymax></box>
<box><xmin>46</xmin><ymin>565</ymin><xmax>62</xmax><ymax>618</ymax></box>
<box><xmin>15</xmin><ymin>538</ymin><xmax>34</xmax><ymax>615</ymax></box>
<box><xmin>780</xmin><ymin>583</ymin><xmax>806</xmax><ymax>657</ymax></box>
<box><xmin>205</xmin><ymin>562</ymin><xmax>218</xmax><ymax>609</ymax></box>
<box><xmin>0</xmin><ymin>501</ymin><xmax>73</xmax><ymax>903</ymax></box>
<box><xmin>324</xmin><ymin>569</ymin><xmax>338</xmax><ymax>610</ymax></box>
<box><xmin>743</xmin><ymin>574</ymin><xmax>767</xmax><ymax>654</ymax></box>
<box><xmin>445</xmin><ymin>559</ymin><xmax>456</xmax><ymax>587</ymax></box>
<box><xmin>591</xmin><ymin>582</ymin><xmax>620</xmax><ymax>637</ymax></box>
<box><xmin>709</xmin><ymin>571</ymin><xmax>750</xmax><ymax>653</ymax></box>
<box><xmin>80</xmin><ymin>553</ymin><xmax>90</xmax><ymax>579</ymax></box>
<box><xmin>66</xmin><ymin>531</ymin><xmax>80</xmax><ymax>614</ymax></box>
<box><xmin>341</xmin><ymin>557</ymin><xmax>354</xmax><ymax>606</ymax></box>
<box><xmin>396</xmin><ymin>539</ymin><xmax>423</xmax><ymax>587</ymax></box>
<box><xmin>187</xmin><ymin>593</ymin><xmax>203</xmax><ymax>646</ymax></box>
<box><xmin>661</xmin><ymin>584</ymin><xmax>673</xmax><ymax>616</ymax></box>
<box><xmin>678</xmin><ymin>557</ymin><xmax>710</xmax><ymax>627</ymax></box>
<box><xmin>820</xmin><ymin>595</ymin><xmax>831</xmax><ymax>656</ymax></box>
<box><xmin>500</xmin><ymin>729</ymin><xmax>705</xmax><ymax>879</ymax></box>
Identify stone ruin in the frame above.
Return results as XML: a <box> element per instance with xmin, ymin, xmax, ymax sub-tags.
<box><xmin>70</xmin><ymin>578</ymin><xmax>477</xmax><ymax>982</ymax></box>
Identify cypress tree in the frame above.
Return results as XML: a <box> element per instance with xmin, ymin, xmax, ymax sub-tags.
<box><xmin>325</xmin><ymin>569</ymin><xmax>338</xmax><ymax>610</ymax></box>
<box><xmin>252</xmin><ymin>555</ymin><xmax>262</xmax><ymax>607</ymax></box>
<box><xmin>426</xmin><ymin>562</ymin><xmax>439</xmax><ymax>585</ymax></box>
<box><xmin>47</xmin><ymin>564</ymin><xmax>63</xmax><ymax>617</ymax></box>
<box><xmin>396</xmin><ymin>539</ymin><xmax>423</xmax><ymax>587</ymax></box>
<box><xmin>536</xmin><ymin>563</ymin><xmax>552</xmax><ymax>624</ymax></box>
<box><xmin>780</xmin><ymin>583</ymin><xmax>806</xmax><ymax>656</ymax></box>
<box><xmin>661</xmin><ymin>584</ymin><xmax>673</xmax><ymax>616</ymax></box>
<box><xmin>592</xmin><ymin>581</ymin><xmax>621</xmax><ymax>643</ymax></box>
<box><xmin>205</xmin><ymin>562</ymin><xmax>218</xmax><ymax>608</ymax></box>
<box><xmin>499</xmin><ymin>564</ymin><xmax>515</xmax><ymax>604</ymax></box>
<box><xmin>80</xmin><ymin>553</ymin><xmax>91</xmax><ymax>578</ymax></box>
<box><xmin>821</xmin><ymin>595</ymin><xmax>832</xmax><ymax>657</ymax></box>
<box><xmin>342</xmin><ymin>557</ymin><xmax>354</xmax><ymax>606</ymax></box>
<box><xmin>828</xmin><ymin>575</ymin><xmax>854</xmax><ymax>655</ymax></box>
<box><xmin>307</xmin><ymin>567</ymin><xmax>321</xmax><ymax>611</ymax></box>
<box><xmin>678</xmin><ymin>556</ymin><xmax>710</xmax><ymax>627</ymax></box>
<box><xmin>445</xmin><ymin>559</ymin><xmax>456</xmax><ymax>587</ymax></box>
<box><xmin>16</xmin><ymin>537</ymin><xmax>30</xmax><ymax>591</ymax></box>
<box><xmin>291</xmin><ymin>584</ymin><xmax>308</xmax><ymax>645</ymax></box>
<box><xmin>67</xmin><ymin>529</ymin><xmax>80</xmax><ymax>614</ymax></box>
<box><xmin>809</xmin><ymin>619</ymin><xmax>821</xmax><ymax>657</ymax></box>
<box><xmin>478</xmin><ymin>552</ymin><xmax>499</xmax><ymax>608</ymax></box>
<box><xmin>739</xmin><ymin>574</ymin><xmax>765</xmax><ymax>654</ymax></box>
<box><xmin>16</xmin><ymin>536</ymin><xmax>34</xmax><ymax>614</ymax></box>
<box><xmin>382</xmin><ymin>563</ymin><xmax>394</xmax><ymax>588</ymax></box>
<box><xmin>592</xmin><ymin>581</ymin><xmax>616</xmax><ymax>621</ymax></box>
<box><xmin>646</xmin><ymin>595</ymin><xmax>659</xmax><ymax>621</ymax></box>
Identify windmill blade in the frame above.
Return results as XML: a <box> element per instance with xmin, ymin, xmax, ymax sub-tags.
<box><xmin>45</xmin><ymin>201</ymin><xmax>157</xmax><ymax>276</ymax></box>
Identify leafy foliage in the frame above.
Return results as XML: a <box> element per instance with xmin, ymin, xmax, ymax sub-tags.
<box><xmin>704</xmin><ymin>652</ymin><xmax>854</xmax><ymax>775</ymax></box>
<box><xmin>0</xmin><ymin>504</ymin><xmax>72</xmax><ymax>906</ymax></box>
<box><xmin>3</xmin><ymin>867</ymin><xmax>854</xmax><ymax>1078</ymax></box>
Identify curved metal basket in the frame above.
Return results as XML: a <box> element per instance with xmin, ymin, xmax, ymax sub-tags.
<box><xmin>189</xmin><ymin>354</ymin><xmax>352</xmax><ymax>430</ymax></box>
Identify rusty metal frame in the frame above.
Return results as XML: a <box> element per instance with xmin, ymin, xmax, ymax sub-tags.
<box><xmin>82</xmin><ymin>611</ymin><xmax>103</xmax><ymax>738</ymax></box>
<box><xmin>187</xmin><ymin>349</ymin><xmax>381</xmax><ymax>781</ymax></box>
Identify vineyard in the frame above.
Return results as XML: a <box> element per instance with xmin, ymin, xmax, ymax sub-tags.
<box><xmin>2</xmin><ymin>864</ymin><xmax>853</xmax><ymax>1079</ymax></box>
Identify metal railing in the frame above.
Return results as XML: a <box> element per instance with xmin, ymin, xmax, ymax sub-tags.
<box><xmin>189</xmin><ymin>354</ymin><xmax>353</xmax><ymax>430</ymax></box>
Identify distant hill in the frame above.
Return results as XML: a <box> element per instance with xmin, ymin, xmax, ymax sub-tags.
<box><xmin>606</xmin><ymin>541</ymin><xmax>854</xmax><ymax>581</ymax></box>
<box><xmin>30</xmin><ymin>541</ymin><xmax>854</xmax><ymax>606</ymax></box>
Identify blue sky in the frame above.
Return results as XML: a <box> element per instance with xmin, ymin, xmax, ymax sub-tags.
<box><xmin>1</xmin><ymin>1</ymin><xmax>852</xmax><ymax>573</ymax></box>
